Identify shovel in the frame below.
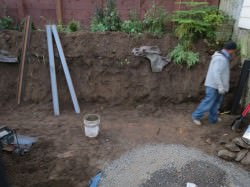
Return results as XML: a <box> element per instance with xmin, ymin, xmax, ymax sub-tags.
<box><xmin>232</xmin><ymin>103</ymin><xmax>250</xmax><ymax>131</ymax></box>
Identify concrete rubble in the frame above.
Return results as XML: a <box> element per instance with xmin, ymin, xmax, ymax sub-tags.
<box><xmin>218</xmin><ymin>137</ymin><xmax>250</xmax><ymax>165</ymax></box>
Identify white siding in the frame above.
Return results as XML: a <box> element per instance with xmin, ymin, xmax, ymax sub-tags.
<box><xmin>243</xmin><ymin>0</ymin><xmax>250</xmax><ymax>6</ymax></box>
<box><xmin>239</xmin><ymin>0</ymin><xmax>250</xmax><ymax>29</ymax></box>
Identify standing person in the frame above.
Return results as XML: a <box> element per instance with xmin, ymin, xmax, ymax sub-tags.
<box><xmin>192</xmin><ymin>41</ymin><xmax>237</xmax><ymax>125</ymax></box>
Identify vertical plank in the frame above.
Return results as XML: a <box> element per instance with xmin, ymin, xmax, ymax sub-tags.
<box><xmin>46</xmin><ymin>25</ymin><xmax>60</xmax><ymax>116</ymax></box>
<box><xmin>17</xmin><ymin>0</ymin><xmax>24</xmax><ymax>20</ymax></box>
<box><xmin>56</xmin><ymin>0</ymin><xmax>63</xmax><ymax>24</ymax></box>
<box><xmin>3</xmin><ymin>0</ymin><xmax>8</xmax><ymax>16</ymax></box>
<box><xmin>17</xmin><ymin>16</ymin><xmax>31</xmax><ymax>105</ymax></box>
<box><xmin>51</xmin><ymin>25</ymin><xmax>81</xmax><ymax>114</ymax></box>
<box><xmin>138</xmin><ymin>0</ymin><xmax>141</xmax><ymax>19</ymax></box>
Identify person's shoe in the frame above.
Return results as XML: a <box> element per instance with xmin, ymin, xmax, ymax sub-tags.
<box><xmin>218</xmin><ymin>117</ymin><xmax>222</xmax><ymax>122</ymax></box>
<box><xmin>192</xmin><ymin>118</ymin><xmax>202</xmax><ymax>126</ymax></box>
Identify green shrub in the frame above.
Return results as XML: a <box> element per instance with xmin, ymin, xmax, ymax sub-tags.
<box><xmin>56</xmin><ymin>24</ymin><xmax>65</xmax><ymax>32</ymax></box>
<box><xmin>121</xmin><ymin>12</ymin><xmax>143</xmax><ymax>34</ymax></box>
<box><xmin>172</xmin><ymin>2</ymin><xmax>226</xmax><ymax>45</ymax></box>
<box><xmin>170</xmin><ymin>1</ymin><xmax>227</xmax><ymax>68</ymax></box>
<box><xmin>66</xmin><ymin>20</ymin><xmax>81</xmax><ymax>32</ymax></box>
<box><xmin>203</xmin><ymin>7</ymin><xmax>226</xmax><ymax>43</ymax></box>
<box><xmin>18</xmin><ymin>18</ymin><xmax>36</xmax><ymax>31</ymax></box>
<box><xmin>169</xmin><ymin>44</ymin><xmax>199</xmax><ymax>68</ymax></box>
<box><xmin>57</xmin><ymin>20</ymin><xmax>81</xmax><ymax>33</ymax></box>
<box><xmin>91</xmin><ymin>0</ymin><xmax>121</xmax><ymax>32</ymax></box>
<box><xmin>143</xmin><ymin>4</ymin><xmax>168</xmax><ymax>36</ymax></box>
<box><xmin>0</xmin><ymin>16</ymin><xmax>16</xmax><ymax>30</ymax></box>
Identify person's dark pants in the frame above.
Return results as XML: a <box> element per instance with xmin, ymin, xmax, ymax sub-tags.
<box><xmin>192</xmin><ymin>86</ymin><xmax>224</xmax><ymax>123</ymax></box>
<box><xmin>0</xmin><ymin>153</ymin><xmax>9</xmax><ymax>187</ymax></box>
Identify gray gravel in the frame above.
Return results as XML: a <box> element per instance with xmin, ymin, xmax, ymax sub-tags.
<box><xmin>141</xmin><ymin>161</ymin><xmax>227</xmax><ymax>187</ymax></box>
<box><xmin>99</xmin><ymin>144</ymin><xmax>250</xmax><ymax>187</ymax></box>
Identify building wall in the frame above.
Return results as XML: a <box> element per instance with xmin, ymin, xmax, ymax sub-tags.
<box><xmin>0</xmin><ymin>0</ymin><xmax>219</xmax><ymax>28</ymax></box>
<box><xmin>220</xmin><ymin>0</ymin><xmax>250</xmax><ymax>106</ymax></box>
<box><xmin>219</xmin><ymin>0</ymin><xmax>250</xmax><ymax>60</ymax></box>
<box><xmin>239</xmin><ymin>0</ymin><xmax>250</xmax><ymax>29</ymax></box>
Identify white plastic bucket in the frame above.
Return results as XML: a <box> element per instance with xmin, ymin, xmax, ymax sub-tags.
<box><xmin>83</xmin><ymin>114</ymin><xmax>100</xmax><ymax>138</ymax></box>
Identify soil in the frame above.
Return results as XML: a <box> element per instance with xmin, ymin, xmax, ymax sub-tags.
<box><xmin>0</xmin><ymin>31</ymin><xmax>241</xmax><ymax>109</ymax></box>
<box><xmin>0</xmin><ymin>31</ymin><xmax>246</xmax><ymax>186</ymax></box>
<box><xmin>1</xmin><ymin>103</ymin><xmax>249</xmax><ymax>187</ymax></box>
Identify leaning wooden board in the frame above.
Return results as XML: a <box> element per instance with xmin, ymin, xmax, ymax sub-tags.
<box><xmin>17</xmin><ymin>16</ymin><xmax>31</xmax><ymax>105</ymax></box>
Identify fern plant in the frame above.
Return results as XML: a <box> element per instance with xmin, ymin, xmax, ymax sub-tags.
<box><xmin>172</xmin><ymin>2</ymin><xmax>226</xmax><ymax>44</ymax></box>
<box><xmin>170</xmin><ymin>1</ymin><xmax>226</xmax><ymax>68</ymax></box>
<box><xmin>169</xmin><ymin>44</ymin><xmax>199</xmax><ymax>68</ymax></box>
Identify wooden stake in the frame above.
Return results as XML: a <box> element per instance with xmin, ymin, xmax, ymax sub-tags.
<box><xmin>17</xmin><ymin>0</ymin><xmax>24</xmax><ymax>21</ymax></box>
<box><xmin>56</xmin><ymin>0</ymin><xmax>63</xmax><ymax>25</ymax></box>
<box><xmin>17</xmin><ymin>16</ymin><xmax>31</xmax><ymax>105</ymax></box>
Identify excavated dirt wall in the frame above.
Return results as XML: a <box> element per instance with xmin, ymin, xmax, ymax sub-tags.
<box><xmin>0</xmin><ymin>31</ymin><xmax>240</xmax><ymax>108</ymax></box>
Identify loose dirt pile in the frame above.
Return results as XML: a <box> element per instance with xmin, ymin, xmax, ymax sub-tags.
<box><xmin>99</xmin><ymin>145</ymin><xmax>250</xmax><ymax>187</ymax></box>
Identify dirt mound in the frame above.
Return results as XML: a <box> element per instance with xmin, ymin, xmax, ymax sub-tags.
<box><xmin>0</xmin><ymin>31</ymin><xmax>240</xmax><ymax>108</ymax></box>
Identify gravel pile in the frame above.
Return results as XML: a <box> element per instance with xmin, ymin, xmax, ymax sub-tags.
<box><xmin>141</xmin><ymin>160</ymin><xmax>227</xmax><ymax>187</ymax></box>
<box><xmin>99</xmin><ymin>144</ymin><xmax>250</xmax><ymax>187</ymax></box>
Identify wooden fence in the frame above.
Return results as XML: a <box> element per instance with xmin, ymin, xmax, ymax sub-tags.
<box><xmin>0</xmin><ymin>0</ymin><xmax>219</xmax><ymax>28</ymax></box>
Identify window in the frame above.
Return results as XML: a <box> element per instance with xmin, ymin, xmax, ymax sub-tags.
<box><xmin>239</xmin><ymin>0</ymin><xmax>250</xmax><ymax>29</ymax></box>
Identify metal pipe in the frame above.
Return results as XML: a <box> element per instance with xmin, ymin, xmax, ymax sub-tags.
<box><xmin>51</xmin><ymin>25</ymin><xmax>80</xmax><ymax>114</ymax></box>
<box><xmin>46</xmin><ymin>25</ymin><xmax>60</xmax><ymax>116</ymax></box>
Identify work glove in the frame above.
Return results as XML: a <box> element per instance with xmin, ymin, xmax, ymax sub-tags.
<box><xmin>218</xmin><ymin>87</ymin><xmax>225</xmax><ymax>95</ymax></box>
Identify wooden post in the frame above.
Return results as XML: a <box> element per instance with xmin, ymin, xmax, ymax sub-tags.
<box><xmin>17</xmin><ymin>0</ymin><xmax>24</xmax><ymax>21</ymax></box>
<box><xmin>17</xmin><ymin>16</ymin><xmax>31</xmax><ymax>105</ymax></box>
<box><xmin>138</xmin><ymin>0</ymin><xmax>141</xmax><ymax>19</ymax></box>
<box><xmin>56</xmin><ymin>0</ymin><xmax>63</xmax><ymax>24</ymax></box>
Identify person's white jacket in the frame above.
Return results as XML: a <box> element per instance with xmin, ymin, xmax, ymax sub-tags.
<box><xmin>204</xmin><ymin>51</ymin><xmax>230</xmax><ymax>94</ymax></box>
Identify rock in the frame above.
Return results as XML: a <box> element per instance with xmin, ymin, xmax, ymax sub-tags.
<box><xmin>186</xmin><ymin>182</ymin><xmax>197</xmax><ymax>187</ymax></box>
<box><xmin>225</xmin><ymin>142</ymin><xmax>241</xmax><ymax>152</ymax></box>
<box><xmin>233</xmin><ymin>137</ymin><xmax>250</xmax><ymax>149</ymax></box>
<box><xmin>153</xmin><ymin>109</ymin><xmax>162</xmax><ymax>117</ymax></box>
<box><xmin>235</xmin><ymin>149</ymin><xmax>249</xmax><ymax>162</ymax></box>
<box><xmin>205</xmin><ymin>138</ymin><xmax>212</xmax><ymax>145</ymax></box>
<box><xmin>136</xmin><ymin>104</ymin><xmax>157</xmax><ymax>116</ymax></box>
<box><xmin>218</xmin><ymin>134</ymin><xmax>230</xmax><ymax>145</ymax></box>
<box><xmin>241</xmin><ymin>152</ymin><xmax>250</xmax><ymax>165</ymax></box>
<box><xmin>218</xmin><ymin>150</ymin><xmax>236</xmax><ymax>161</ymax></box>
